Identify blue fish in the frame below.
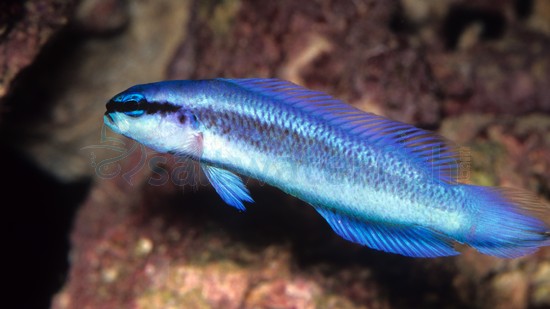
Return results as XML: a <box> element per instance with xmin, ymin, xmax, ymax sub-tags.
<box><xmin>104</xmin><ymin>78</ymin><xmax>550</xmax><ymax>258</ymax></box>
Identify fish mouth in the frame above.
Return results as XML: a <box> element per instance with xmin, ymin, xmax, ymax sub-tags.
<box><xmin>104</xmin><ymin>112</ymin><xmax>115</xmax><ymax>123</ymax></box>
<box><xmin>103</xmin><ymin>113</ymin><xmax>118</xmax><ymax>132</ymax></box>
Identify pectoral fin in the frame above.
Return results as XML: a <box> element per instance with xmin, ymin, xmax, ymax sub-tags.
<box><xmin>202</xmin><ymin>164</ymin><xmax>253</xmax><ymax>211</ymax></box>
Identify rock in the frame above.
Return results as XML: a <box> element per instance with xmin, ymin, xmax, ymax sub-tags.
<box><xmin>3</xmin><ymin>0</ymin><xmax>192</xmax><ymax>182</ymax></box>
<box><xmin>0</xmin><ymin>0</ymin><xmax>74</xmax><ymax>99</ymax></box>
<box><xmin>74</xmin><ymin>0</ymin><xmax>129</xmax><ymax>35</ymax></box>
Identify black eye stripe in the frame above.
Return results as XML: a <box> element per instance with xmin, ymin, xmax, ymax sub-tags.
<box><xmin>145</xmin><ymin>102</ymin><xmax>181</xmax><ymax>114</ymax></box>
<box><xmin>106</xmin><ymin>99</ymin><xmax>180</xmax><ymax>114</ymax></box>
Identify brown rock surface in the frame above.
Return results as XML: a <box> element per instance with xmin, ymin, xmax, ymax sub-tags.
<box><xmin>0</xmin><ymin>0</ymin><xmax>74</xmax><ymax>100</ymax></box>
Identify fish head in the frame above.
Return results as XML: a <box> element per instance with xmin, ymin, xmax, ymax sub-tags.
<box><xmin>104</xmin><ymin>86</ymin><xmax>202</xmax><ymax>156</ymax></box>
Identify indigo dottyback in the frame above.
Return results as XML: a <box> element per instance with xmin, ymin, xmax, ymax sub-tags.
<box><xmin>104</xmin><ymin>78</ymin><xmax>550</xmax><ymax>258</ymax></box>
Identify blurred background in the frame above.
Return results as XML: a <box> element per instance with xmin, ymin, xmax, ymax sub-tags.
<box><xmin>1</xmin><ymin>0</ymin><xmax>550</xmax><ymax>308</ymax></box>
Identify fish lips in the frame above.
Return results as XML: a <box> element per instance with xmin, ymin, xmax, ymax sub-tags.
<box><xmin>103</xmin><ymin>113</ymin><xmax>121</xmax><ymax>133</ymax></box>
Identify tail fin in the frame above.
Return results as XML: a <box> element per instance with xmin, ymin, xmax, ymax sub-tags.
<box><xmin>464</xmin><ymin>185</ymin><xmax>550</xmax><ymax>258</ymax></box>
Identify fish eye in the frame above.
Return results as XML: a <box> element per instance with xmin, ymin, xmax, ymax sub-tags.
<box><xmin>120</xmin><ymin>99</ymin><xmax>146</xmax><ymax>117</ymax></box>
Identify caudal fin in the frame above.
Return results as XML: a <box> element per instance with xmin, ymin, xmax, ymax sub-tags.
<box><xmin>464</xmin><ymin>185</ymin><xmax>550</xmax><ymax>258</ymax></box>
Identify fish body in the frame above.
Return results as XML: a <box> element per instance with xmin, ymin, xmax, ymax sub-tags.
<box><xmin>104</xmin><ymin>78</ymin><xmax>550</xmax><ymax>258</ymax></box>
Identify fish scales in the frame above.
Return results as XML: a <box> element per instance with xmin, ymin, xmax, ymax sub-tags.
<box><xmin>200</xmin><ymin>87</ymin><xmax>456</xmax><ymax>223</ymax></box>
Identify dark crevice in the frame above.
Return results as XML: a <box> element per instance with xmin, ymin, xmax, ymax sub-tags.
<box><xmin>389</xmin><ymin>6</ymin><xmax>414</xmax><ymax>34</ymax></box>
<box><xmin>1</xmin><ymin>146</ymin><xmax>90</xmax><ymax>309</ymax></box>
<box><xmin>534</xmin><ymin>174</ymin><xmax>550</xmax><ymax>201</ymax></box>
<box><xmin>442</xmin><ymin>6</ymin><xmax>506</xmax><ymax>50</ymax></box>
<box><xmin>2</xmin><ymin>26</ymin><xmax>86</xmax><ymax>129</ymax></box>
<box><xmin>514</xmin><ymin>0</ymin><xmax>533</xmax><ymax>20</ymax></box>
<box><xmin>1</xmin><ymin>22</ymin><xmax>92</xmax><ymax>309</ymax></box>
<box><xmin>0</xmin><ymin>0</ymin><xmax>26</xmax><ymax>41</ymax></box>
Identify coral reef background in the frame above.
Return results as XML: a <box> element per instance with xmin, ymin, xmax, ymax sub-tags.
<box><xmin>1</xmin><ymin>0</ymin><xmax>549</xmax><ymax>308</ymax></box>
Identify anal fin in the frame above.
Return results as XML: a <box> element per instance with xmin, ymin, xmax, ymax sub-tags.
<box><xmin>315</xmin><ymin>207</ymin><xmax>459</xmax><ymax>257</ymax></box>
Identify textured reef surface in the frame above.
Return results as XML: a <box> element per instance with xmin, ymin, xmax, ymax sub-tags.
<box><xmin>2</xmin><ymin>0</ymin><xmax>550</xmax><ymax>308</ymax></box>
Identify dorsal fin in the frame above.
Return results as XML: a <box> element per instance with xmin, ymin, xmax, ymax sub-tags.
<box><xmin>220</xmin><ymin>78</ymin><xmax>461</xmax><ymax>183</ymax></box>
